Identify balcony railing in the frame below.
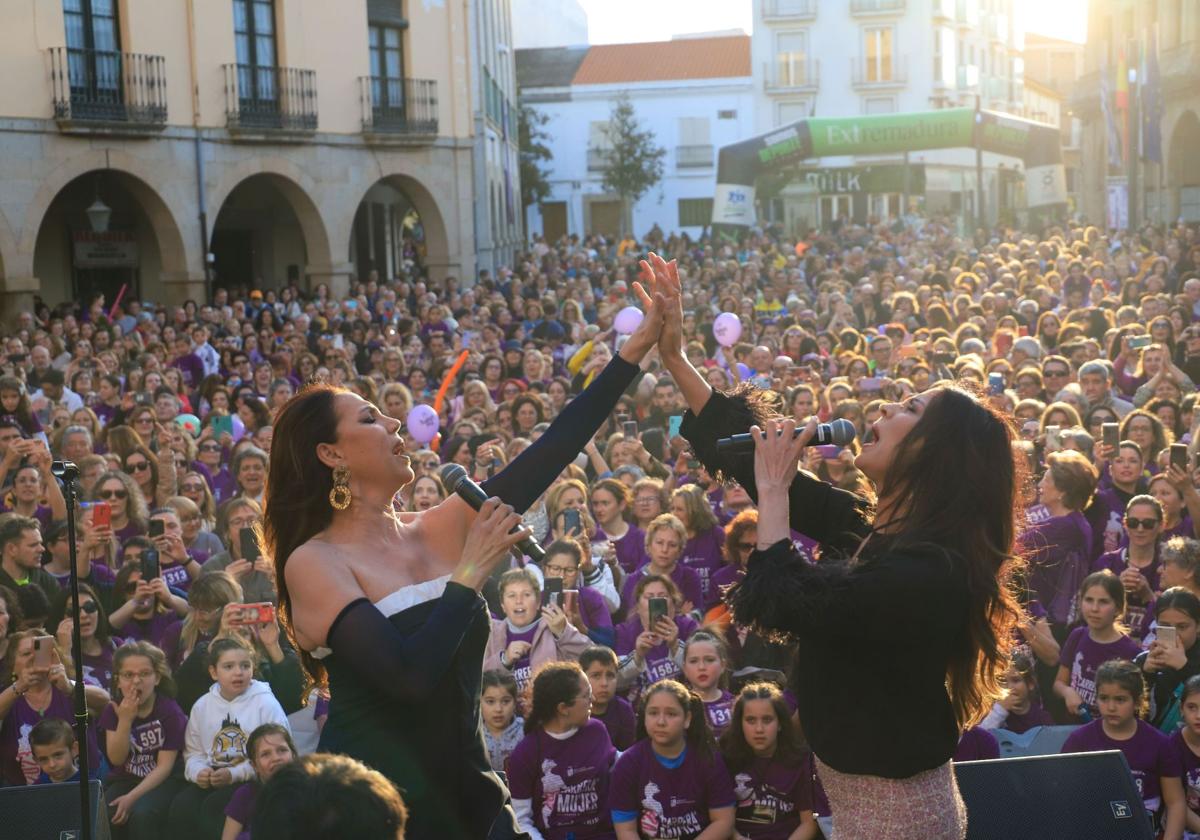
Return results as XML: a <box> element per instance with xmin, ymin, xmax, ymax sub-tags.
<box><xmin>763</xmin><ymin>58</ymin><xmax>820</xmax><ymax>92</ymax></box>
<box><xmin>48</xmin><ymin>47</ymin><xmax>166</xmax><ymax>130</ymax></box>
<box><xmin>222</xmin><ymin>63</ymin><xmax>317</xmax><ymax>134</ymax></box>
<box><xmin>587</xmin><ymin>148</ymin><xmax>611</xmax><ymax>172</ymax></box>
<box><xmin>849</xmin><ymin>0</ymin><xmax>905</xmax><ymax>14</ymax></box>
<box><xmin>676</xmin><ymin>145</ymin><xmax>714</xmax><ymax>168</ymax></box>
<box><xmin>762</xmin><ymin>0</ymin><xmax>816</xmax><ymax>20</ymax></box>
<box><xmin>850</xmin><ymin>56</ymin><xmax>908</xmax><ymax>88</ymax></box>
<box><xmin>359</xmin><ymin>76</ymin><xmax>438</xmax><ymax>139</ymax></box>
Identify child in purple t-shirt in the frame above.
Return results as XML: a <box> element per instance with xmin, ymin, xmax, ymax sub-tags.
<box><xmin>981</xmin><ymin>652</ymin><xmax>1055</xmax><ymax>734</ymax></box>
<box><xmin>508</xmin><ymin>662</ymin><xmax>617</xmax><ymax>840</ymax></box>
<box><xmin>670</xmin><ymin>485</ymin><xmax>727</xmax><ymax>610</ymax></box>
<box><xmin>582</xmin><ymin>646</ymin><xmax>637</xmax><ymax>751</ymax></box>
<box><xmin>681</xmin><ymin>631</ymin><xmax>734</xmax><ymax>739</ymax></box>
<box><xmin>615</xmin><ymin>576</ymin><xmax>698</xmax><ymax>707</ymax></box>
<box><xmin>222</xmin><ymin>723</ymin><xmax>298</xmax><ymax>840</ymax></box>
<box><xmin>1055</xmin><ymin>571</ymin><xmax>1144</xmax><ymax>719</ymax></box>
<box><xmin>482</xmin><ymin>669</ymin><xmax>525</xmax><ymax>773</ymax></box>
<box><xmin>610</xmin><ymin>679</ymin><xmax>736</xmax><ymax>839</ymax></box>
<box><xmin>1167</xmin><ymin>675</ymin><xmax>1200</xmax><ymax>829</ymax></box>
<box><xmin>717</xmin><ymin>682</ymin><xmax>818</xmax><ymax>840</ymax></box>
<box><xmin>99</xmin><ymin>641</ymin><xmax>189</xmax><ymax>837</ymax></box>
<box><xmin>1062</xmin><ymin>660</ymin><xmax>1185</xmax><ymax>833</ymax></box>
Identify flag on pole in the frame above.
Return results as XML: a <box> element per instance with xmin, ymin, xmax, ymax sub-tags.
<box><xmin>1141</xmin><ymin>29</ymin><xmax>1163</xmax><ymax>164</ymax></box>
<box><xmin>1115</xmin><ymin>47</ymin><xmax>1129</xmax><ymax>164</ymax></box>
<box><xmin>1099</xmin><ymin>56</ymin><xmax>1122</xmax><ymax>169</ymax></box>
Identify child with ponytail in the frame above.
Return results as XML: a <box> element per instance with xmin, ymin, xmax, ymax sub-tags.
<box><xmin>506</xmin><ymin>661</ymin><xmax>617</xmax><ymax>840</ymax></box>
<box><xmin>609</xmin><ymin>679</ymin><xmax>735</xmax><ymax>839</ymax></box>
<box><xmin>1062</xmin><ymin>659</ymin><xmax>1185</xmax><ymax>835</ymax></box>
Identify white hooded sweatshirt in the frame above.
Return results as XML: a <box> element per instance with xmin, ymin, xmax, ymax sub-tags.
<box><xmin>184</xmin><ymin>679</ymin><xmax>290</xmax><ymax>784</ymax></box>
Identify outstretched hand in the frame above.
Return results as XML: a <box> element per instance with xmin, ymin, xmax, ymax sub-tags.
<box><xmin>752</xmin><ymin>418</ymin><xmax>815</xmax><ymax>493</ymax></box>
<box><xmin>639</xmin><ymin>252</ymin><xmax>684</xmax><ymax>360</ymax></box>
<box><xmin>617</xmin><ymin>265</ymin><xmax>667</xmax><ymax>364</ymax></box>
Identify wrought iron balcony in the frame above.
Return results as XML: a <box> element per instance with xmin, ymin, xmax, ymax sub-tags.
<box><xmin>676</xmin><ymin>145</ymin><xmax>714</xmax><ymax>168</ymax></box>
<box><xmin>763</xmin><ymin>58</ymin><xmax>820</xmax><ymax>92</ymax></box>
<box><xmin>762</xmin><ymin>0</ymin><xmax>816</xmax><ymax>20</ymax></box>
<box><xmin>223</xmin><ymin>63</ymin><xmax>317</xmax><ymax>134</ymax></box>
<box><xmin>359</xmin><ymin>77</ymin><xmax>438</xmax><ymax>141</ymax></box>
<box><xmin>48</xmin><ymin>47</ymin><xmax>166</xmax><ymax>131</ymax></box>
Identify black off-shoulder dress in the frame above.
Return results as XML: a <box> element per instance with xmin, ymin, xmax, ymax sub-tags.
<box><xmin>315</xmin><ymin>356</ymin><xmax>641</xmax><ymax>839</ymax></box>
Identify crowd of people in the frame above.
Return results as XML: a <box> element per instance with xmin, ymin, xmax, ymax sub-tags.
<box><xmin>3</xmin><ymin>212</ymin><xmax>1200</xmax><ymax>838</ymax></box>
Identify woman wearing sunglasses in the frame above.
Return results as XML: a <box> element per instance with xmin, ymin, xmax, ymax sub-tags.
<box><xmin>50</xmin><ymin>583</ymin><xmax>119</xmax><ymax>692</ymax></box>
<box><xmin>1093</xmin><ymin>495</ymin><xmax>1165</xmax><ymax>644</ymax></box>
<box><xmin>89</xmin><ymin>471</ymin><xmax>150</xmax><ymax>544</ymax></box>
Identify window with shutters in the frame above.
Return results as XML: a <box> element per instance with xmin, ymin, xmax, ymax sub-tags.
<box><xmin>677</xmin><ymin>117</ymin><xmax>712</xmax><ymax>168</ymax></box>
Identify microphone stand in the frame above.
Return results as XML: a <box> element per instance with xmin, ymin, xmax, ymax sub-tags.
<box><xmin>52</xmin><ymin>460</ymin><xmax>91</xmax><ymax>840</ymax></box>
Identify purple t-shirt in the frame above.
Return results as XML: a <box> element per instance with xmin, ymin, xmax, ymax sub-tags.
<box><xmin>1059</xmin><ymin>626</ymin><xmax>1144</xmax><ymax>715</ymax></box>
<box><xmin>703</xmin><ymin>691</ymin><xmax>735</xmax><ymax>738</ymax></box>
<box><xmin>507</xmin><ymin>719</ymin><xmax>617</xmax><ymax>839</ymax></box>
<box><xmin>505</xmin><ymin>622</ymin><xmax>540</xmax><ymax>696</ymax></box>
<box><xmin>1093</xmin><ymin>548</ymin><xmax>1160</xmax><ymax>641</ymax></box>
<box><xmin>621</xmin><ymin>564</ymin><xmax>704</xmax><ymax>616</ymax></box>
<box><xmin>574</xmin><ymin>586</ymin><xmax>613</xmax><ymax>636</ymax></box>
<box><xmin>709</xmin><ymin>564</ymin><xmax>743</xmax><ymax>602</ymax></box>
<box><xmin>681</xmin><ymin>526</ymin><xmax>726</xmax><ymax>609</ymax></box>
<box><xmin>159</xmin><ymin>560</ymin><xmax>194</xmax><ymax>594</ymax></box>
<box><xmin>727</xmin><ymin>753</ymin><xmax>814</xmax><ymax>840</ymax></box>
<box><xmin>954</xmin><ymin>726</ymin><xmax>1000</xmax><ymax>762</ymax></box>
<box><xmin>82</xmin><ymin>641</ymin><xmax>117</xmax><ymax>691</ymax></box>
<box><xmin>609</xmin><ymin>740</ymin><xmax>735</xmax><ymax>839</ymax></box>
<box><xmin>1167</xmin><ymin>729</ymin><xmax>1200</xmax><ymax>818</ymax></box>
<box><xmin>1063</xmin><ymin>719</ymin><xmax>1173</xmax><ymax>814</ymax></box>
<box><xmin>1020</xmin><ymin>510</ymin><xmax>1093</xmax><ymax>626</ymax></box>
<box><xmin>118</xmin><ymin>611</ymin><xmax>176</xmax><ymax>649</ymax></box>
<box><xmin>98</xmin><ymin>693</ymin><xmax>188</xmax><ymax>780</ymax></box>
<box><xmin>595</xmin><ymin>697</ymin><xmax>637</xmax><ymax>751</ymax></box>
<box><xmin>0</xmin><ymin>688</ymin><xmax>103</xmax><ymax>785</ymax></box>
<box><xmin>595</xmin><ymin>526</ymin><xmax>649</xmax><ymax>575</ymax></box>
<box><xmin>615</xmin><ymin>614</ymin><xmax>698</xmax><ymax>706</ymax></box>
<box><xmin>224</xmin><ymin>781</ymin><xmax>258</xmax><ymax>837</ymax></box>
<box><xmin>1001</xmin><ymin>700</ymin><xmax>1055</xmax><ymax>734</ymax></box>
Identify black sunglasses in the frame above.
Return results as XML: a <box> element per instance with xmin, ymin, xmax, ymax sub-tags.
<box><xmin>1125</xmin><ymin>517</ymin><xmax>1160</xmax><ymax>531</ymax></box>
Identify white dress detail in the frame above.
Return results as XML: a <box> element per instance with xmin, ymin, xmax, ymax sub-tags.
<box><xmin>310</xmin><ymin>573</ymin><xmax>453</xmax><ymax>660</ymax></box>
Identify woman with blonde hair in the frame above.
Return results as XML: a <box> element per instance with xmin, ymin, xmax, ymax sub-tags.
<box><xmin>200</xmin><ymin>498</ymin><xmax>275</xmax><ymax>604</ymax></box>
<box><xmin>178</xmin><ymin>470</ymin><xmax>217</xmax><ymax>529</ymax></box>
<box><xmin>631</xmin><ymin>477</ymin><xmax>667</xmax><ymax>531</ymax></box>
<box><xmin>166</xmin><ymin>495</ymin><xmax>223</xmax><ymax>564</ymax></box>
<box><xmin>669</xmin><ymin>484</ymin><xmax>727</xmax><ymax>610</ymax></box>
<box><xmin>89</xmin><ymin>469</ymin><xmax>150</xmax><ymax>542</ymax></box>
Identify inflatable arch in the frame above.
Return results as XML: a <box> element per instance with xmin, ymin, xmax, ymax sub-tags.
<box><xmin>712</xmin><ymin>107</ymin><xmax>1066</xmax><ymax>231</ymax></box>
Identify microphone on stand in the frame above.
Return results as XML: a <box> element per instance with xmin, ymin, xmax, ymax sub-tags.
<box><xmin>441</xmin><ymin>464</ymin><xmax>546</xmax><ymax>564</ymax></box>
<box><xmin>715</xmin><ymin>418</ymin><xmax>857</xmax><ymax>454</ymax></box>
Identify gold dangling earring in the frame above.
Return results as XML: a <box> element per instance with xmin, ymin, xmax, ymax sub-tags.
<box><xmin>329</xmin><ymin>465</ymin><xmax>352</xmax><ymax>510</ymax></box>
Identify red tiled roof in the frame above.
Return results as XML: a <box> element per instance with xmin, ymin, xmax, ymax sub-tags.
<box><xmin>571</xmin><ymin>35</ymin><xmax>750</xmax><ymax>85</ymax></box>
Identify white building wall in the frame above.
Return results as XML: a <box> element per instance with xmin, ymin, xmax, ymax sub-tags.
<box><xmin>525</xmin><ymin>77</ymin><xmax>756</xmax><ymax>240</ymax></box>
<box><xmin>749</xmin><ymin>0</ymin><xmax>1025</xmax><ymax>229</ymax></box>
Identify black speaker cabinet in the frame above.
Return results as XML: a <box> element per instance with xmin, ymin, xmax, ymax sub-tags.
<box><xmin>0</xmin><ymin>779</ymin><xmax>110</xmax><ymax>840</ymax></box>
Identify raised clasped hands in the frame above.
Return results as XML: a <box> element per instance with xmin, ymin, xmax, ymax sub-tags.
<box><xmin>638</xmin><ymin>252</ymin><xmax>684</xmax><ymax>361</ymax></box>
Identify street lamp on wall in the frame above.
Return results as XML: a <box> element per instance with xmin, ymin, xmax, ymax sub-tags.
<box><xmin>86</xmin><ymin>175</ymin><xmax>111</xmax><ymax>233</ymax></box>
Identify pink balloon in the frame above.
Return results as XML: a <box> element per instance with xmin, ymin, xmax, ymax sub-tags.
<box><xmin>613</xmin><ymin>306</ymin><xmax>644</xmax><ymax>335</ymax></box>
<box><xmin>406</xmin><ymin>404</ymin><xmax>440</xmax><ymax>444</ymax></box>
<box><xmin>713</xmin><ymin>312</ymin><xmax>742</xmax><ymax>347</ymax></box>
<box><xmin>229</xmin><ymin>415</ymin><xmax>246</xmax><ymax>442</ymax></box>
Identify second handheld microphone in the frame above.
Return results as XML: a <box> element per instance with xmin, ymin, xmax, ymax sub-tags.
<box><xmin>441</xmin><ymin>464</ymin><xmax>546</xmax><ymax>564</ymax></box>
<box><xmin>715</xmin><ymin>417</ymin><xmax>857</xmax><ymax>454</ymax></box>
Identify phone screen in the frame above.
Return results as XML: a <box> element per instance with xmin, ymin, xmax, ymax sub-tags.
<box><xmin>561</xmin><ymin>508</ymin><xmax>582</xmax><ymax>536</ymax></box>
<box><xmin>648</xmin><ymin>597</ymin><xmax>669</xmax><ymax>629</ymax></box>
<box><xmin>1102</xmin><ymin>423</ymin><xmax>1120</xmax><ymax>450</ymax></box>
<box><xmin>149</xmin><ymin>519</ymin><xmax>165</xmax><ymax>538</ymax></box>
<box><xmin>1172</xmin><ymin>443</ymin><xmax>1190</xmax><ymax>472</ymax></box>
<box><xmin>668</xmin><ymin>415</ymin><xmax>683</xmax><ymax>439</ymax></box>
<box><xmin>92</xmin><ymin>501</ymin><xmax>111</xmax><ymax>529</ymax></box>
<box><xmin>623</xmin><ymin>420</ymin><xmax>639</xmax><ymax>439</ymax></box>
<box><xmin>239</xmin><ymin>528</ymin><xmax>261</xmax><ymax>561</ymax></box>
<box><xmin>141</xmin><ymin>549</ymin><xmax>160</xmax><ymax>581</ymax></box>
<box><xmin>542</xmin><ymin>576</ymin><xmax>563</xmax><ymax>608</ymax></box>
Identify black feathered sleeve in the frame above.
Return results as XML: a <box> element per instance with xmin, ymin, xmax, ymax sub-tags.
<box><xmin>679</xmin><ymin>389</ymin><xmax>872</xmax><ymax>558</ymax></box>
<box><xmin>482</xmin><ymin>355</ymin><xmax>639</xmax><ymax>513</ymax></box>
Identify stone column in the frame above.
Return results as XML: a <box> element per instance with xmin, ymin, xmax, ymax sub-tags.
<box><xmin>0</xmin><ymin>276</ymin><xmax>39</xmax><ymax>329</ymax></box>
<box><xmin>306</xmin><ymin>261</ymin><xmax>356</xmax><ymax>300</ymax></box>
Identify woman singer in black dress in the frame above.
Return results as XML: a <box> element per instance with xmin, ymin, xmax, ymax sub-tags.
<box><xmin>264</xmin><ymin>288</ymin><xmax>666</xmax><ymax>839</ymax></box>
<box><xmin>643</xmin><ymin>253</ymin><xmax>1023</xmax><ymax>840</ymax></box>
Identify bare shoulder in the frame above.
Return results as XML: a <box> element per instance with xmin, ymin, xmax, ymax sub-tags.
<box><xmin>285</xmin><ymin>539</ymin><xmax>368</xmax><ymax>650</ymax></box>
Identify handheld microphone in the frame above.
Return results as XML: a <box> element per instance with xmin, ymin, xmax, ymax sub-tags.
<box><xmin>715</xmin><ymin>418</ymin><xmax>857</xmax><ymax>454</ymax></box>
<box><xmin>441</xmin><ymin>464</ymin><xmax>546</xmax><ymax>564</ymax></box>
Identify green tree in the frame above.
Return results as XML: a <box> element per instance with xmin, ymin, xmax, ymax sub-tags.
<box><xmin>599</xmin><ymin>94</ymin><xmax>666</xmax><ymax>236</ymax></box>
<box><xmin>518</xmin><ymin>104</ymin><xmax>552</xmax><ymax>212</ymax></box>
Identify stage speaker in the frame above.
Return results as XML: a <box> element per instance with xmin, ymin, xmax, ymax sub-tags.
<box><xmin>0</xmin><ymin>779</ymin><xmax>110</xmax><ymax>840</ymax></box>
<box><xmin>954</xmin><ymin>750</ymin><xmax>1153</xmax><ymax>840</ymax></box>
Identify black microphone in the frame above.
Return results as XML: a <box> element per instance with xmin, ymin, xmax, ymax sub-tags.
<box><xmin>441</xmin><ymin>464</ymin><xmax>546</xmax><ymax>564</ymax></box>
<box><xmin>715</xmin><ymin>418</ymin><xmax>857</xmax><ymax>454</ymax></box>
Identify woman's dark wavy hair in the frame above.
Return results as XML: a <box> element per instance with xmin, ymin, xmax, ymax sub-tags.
<box><xmin>718</xmin><ymin>681</ymin><xmax>805</xmax><ymax>772</ymax></box>
<box><xmin>877</xmin><ymin>382</ymin><xmax>1025</xmax><ymax>728</ymax></box>
<box><xmin>524</xmin><ymin>661</ymin><xmax>586</xmax><ymax>734</ymax></box>
<box><xmin>264</xmin><ymin>384</ymin><xmax>346</xmax><ymax>694</ymax></box>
